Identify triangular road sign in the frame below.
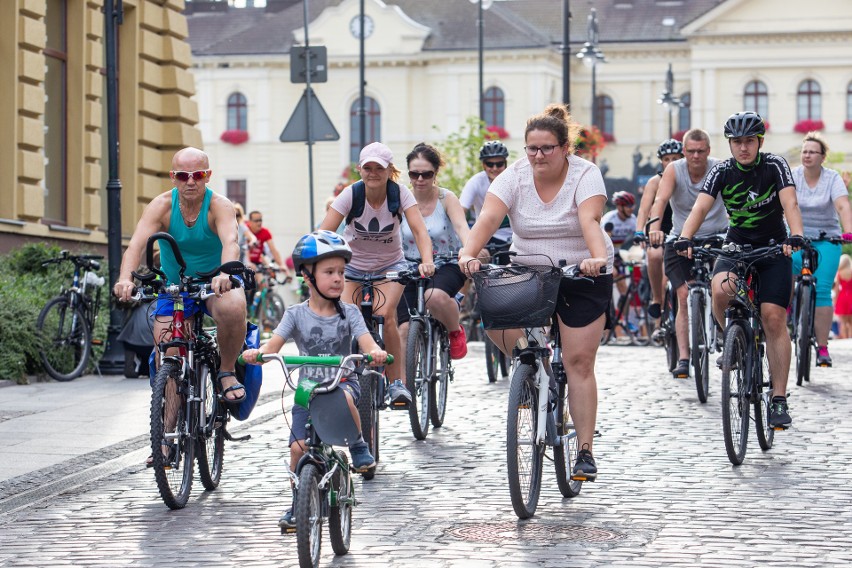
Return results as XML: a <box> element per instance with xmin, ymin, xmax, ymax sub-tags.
<box><xmin>279</xmin><ymin>88</ymin><xmax>339</xmax><ymax>142</ymax></box>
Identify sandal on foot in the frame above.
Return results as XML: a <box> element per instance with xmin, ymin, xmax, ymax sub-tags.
<box><xmin>217</xmin><ymin>371</ymin><xmax>246</xmax><ymax>411</ymax></box>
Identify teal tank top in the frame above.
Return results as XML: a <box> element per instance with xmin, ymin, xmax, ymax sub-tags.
<box><xmin>160</xmin><ymin>188</ymin><xmax>222</xmax><ymax>284</ymax></box>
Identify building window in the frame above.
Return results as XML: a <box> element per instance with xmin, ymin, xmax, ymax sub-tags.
<box><xmin>349</xmin><ymin>97</ymin><xmax>381</xmax><ymax>164</ymax></box>
<box><xmin>227</xmin><ymin>92</ymin><xmax>248</xmax><ymax>131</ymax></box>
<box><xmin>848</xmin><ymin>81</ymin><xmax>852</xmax><ymax>122</ymax></box>
<box><xmin>797</xmin><ymin>79</ymin><xmax>821</xmax><ymax>121</ymax></box>
<box><xmin>43</xmin><ymin>0</ymin><xmax>68</xmax><ymax>225</ymax></box>
<box><xmin>743</xmin><ymin>80</ymin><xmax>769</xmax><ymax>120</ymax></box>
<box><xmin>677</xmin><ymin>92</ymin><xmax>691</xmax><ymax>132</ymax></box>
<box><xmin>226</xmin><ymin>180</ymin><xmax>247</xmax><ymax>209</ymax></box>
<box><xmin>596</xmin><ymin>95</ymin><xmax>614</xmax><ymax>140</ymax></box>
<box><xmin>483</xmin><ymin>87</ymin><xmax>505</xmax><ymax>128</ymax></box>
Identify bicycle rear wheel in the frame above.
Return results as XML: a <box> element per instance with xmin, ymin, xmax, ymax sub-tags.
<box><xmin>485</xmin><ymin>336</ymin><xmax>502</xmax><ymax>383</ymax></box>
<box><xmin>795</xmin><ymin>283</ymin><xmax>813</xmax><ymax>386</ymax></box>
<box><xmin>295</xmin><ymin>463</ymin><xmax>323</xmax><ymax>568</ymax></box>
<box><xmin>150</xmin><ymin>360</ymin><xmax>194</xmax><ymax>509</ymax></box>
<box><xmin>36</xmin><ymin>296</ymin><xmax>91</xmax><ymax>382</ymax></box>
<box><xmin>754</xmin><ymin>347</ymin><xmax>775</xmax><ymax>451</ymax></box>
<box><xmin>690</xmin><ymin>291</ymin><xmax>710</xmax><ymax>403</ymax></box>
<box><xmin>721</xmin><ymin>324</ymin><xmax>749</xmax><ymax>465</ymax></box>
<box><xmin>663</xmin><ymin>286</ymin><xmax>679</xmax><ymax>372</ymax></box>
<box><xmin>506</xmin><ymin>363</ymin><xmax>543</xmax><ymax>519</ymax></box>
<box><xmin>328</xmin><ymin>451</ymin><xmax>352</xmax><ymax>556</ymax></box>
<box><xmin>405</xmin><ymin>320</ymin><xmax>430</xmax><ymax>440</ymax></box>
<box><xmin>262</xmin><ymin>292</ymin><xmax>286</xmax><ymax>333</ymax></box>
<box><xmin>197</xmin><ymin>362</ymin><xmax>225</xmax><ymax>490</ymax></box>
<box><xmin>429</xmin><ymin>325</ymin><xmax>451</xmax><ymax>428</ymax></box>
<box><xmin>552</xmin><ymin>380</ymin><xmax>582</xmax><ymax>498</ymax></box>
<box><xmin>357</xmin><ymin>372</ymin><xmax>379</xmax><ymax>480</ymax></box>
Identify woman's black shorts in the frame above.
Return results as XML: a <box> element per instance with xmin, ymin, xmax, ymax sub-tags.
<box><xmin>555</xmin><ymin>272</ymin><xmax>613</xmax><ymax>328</ymax></box>
<box><xmin>396</xmin><ymin>263</ymin><xmax>467</xmax><ymax>325</ymax></box>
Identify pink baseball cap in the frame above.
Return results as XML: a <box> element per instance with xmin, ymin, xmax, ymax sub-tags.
<box><xmin>358</xmin><ymin>142</ymin><xmax>393</xmax><ymax>168</ymax></box>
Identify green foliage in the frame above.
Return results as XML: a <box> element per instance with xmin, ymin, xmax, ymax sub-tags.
<box><xmin>0</xmin><ymin>243</ymin><xmax>108</xmax><ymax>383</ymax></box>
<box><xmin>433</xmin><ymin>116</ymin><xmax>498</xmax><ymax>197</ymax></box>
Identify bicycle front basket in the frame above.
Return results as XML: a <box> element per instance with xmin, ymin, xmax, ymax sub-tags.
<box><xmin>472</xmin><ymin>265</ymin><xmax>562</xmax><ymax>330</ymax></box>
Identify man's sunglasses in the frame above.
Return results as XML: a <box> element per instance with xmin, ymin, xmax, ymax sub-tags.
<box><xmin>409</xmin><ymin>170</ymin><xmax>436</xmax><ymax>180</ymax></box>
<box><xmin>172</xmin><ymin>169</ymin><xmax>210</xmax><ymax>182</ymax></box>
<box><xmin>484</xmin><ymin>160</ymin><xmax>506</xmax><ymax>168</ymax></box>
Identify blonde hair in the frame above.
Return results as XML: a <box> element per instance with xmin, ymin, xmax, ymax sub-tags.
<box><xmin>525</xmin><ymin>103</ymin><xmax>580</xmax><ymax>154</ymax></box>
<box><xmin>233</xmin><ymin>202</ymin><xmax>246</xmax><ymax>220</ymax></box>
<box><xmin>802</xmin><ymin>131</ymin><xmax>829</xmax><ymax>155</ymax></box>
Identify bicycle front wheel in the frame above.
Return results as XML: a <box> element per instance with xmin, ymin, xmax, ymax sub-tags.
<box><xmin>795</xmin><ymin>283</ymin><xmax>813</xmax><ymax>386</ymax></box>
<box><xmin>429</xmin><ymin>325</ymin><xmax>450</xmax><ymax>428</ymax></box>
<box><xmin>485</xmin><ymin>335</ymin><xmax>502</xmax><ymax>383</ymax></box>
<box><xmin>506</xmin><ymin>363</ymin><xmax>543</xmax><ymax>519</ymax></box>
<box><xmin>150</xmin><ymin>360</ymin><xmax>194</xmax><ymax>509</ymax></box>
<box><xmin>754</xmin><ymin>348</ymin><xmax>775</xmax><ymax>451</ymax></box>
<box><xmin>296</xmin><ymin>463</ymin><xmax>323</xmax><ymax>568</ymax></box>
<box><xmin>663</xmin><ymin>286</ymin><xmax>679</xmax><ymax>372</ymax></box>
<box><xmin>405</xmin><ymin>319</ymin><xmax>431</xmax><ymax>440</ymax></box>
<box><xmin>196</xmin><ymin>362</ymin><xmax>225</xmax><ymax>491</ymax></box>
<box><xmin>552</xmin><ymin>380</ymin><xmax>582</xmax><ymax>498</ymax></box>
<box><xmin>690</xmin><ymin>291</ymin><xmax>710</xmax><ymax>403</ymax></box>
<box><xmin>357</xmin><ymin>372</ymin><xmax>379</xmax><ymax>479</ymax></box>
<box><xmin>36</xmin><ymin>296</ymin><xmax>91</xmax><ymax>381</ymax></box>
<box><xmin>721</xmin><ymin>324</ymin><xmax>749</xmax><ymax>466</ymax></box>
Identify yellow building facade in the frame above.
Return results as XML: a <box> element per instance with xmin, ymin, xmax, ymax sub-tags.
<box><xmin>0</xmin><ymin>0</ymin><xmax>201</xmax><ymax>253</ymax></box>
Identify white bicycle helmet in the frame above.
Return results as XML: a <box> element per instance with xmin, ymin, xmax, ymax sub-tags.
<box><xmin>291</xmin><ymin>230</ymin><xmax>352</xmax><ymax>273</ymax></box>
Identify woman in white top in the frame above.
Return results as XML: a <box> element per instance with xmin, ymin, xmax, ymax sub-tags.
<box><xmin>458</xmin><ymin>103</ymin><xmax>613</xmax><ymax>481</ymax></box>
<box><xmin>790</xmin><ymin>131</ymin><xmax>852</xmax><ymax>366</ymax></box>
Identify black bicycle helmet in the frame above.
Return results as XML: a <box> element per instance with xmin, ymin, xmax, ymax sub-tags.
<box><xmin>479</xmin><ymin>140</ymin><xmax>509</xmax><ymax>160</ymax></box>
<box><xmin>656</xmin><ymin>139</ymin><xmax>683</xmax><ymax>159</ymax></box>
<box><xmin>723</xmin><ymin>111</ymin><xmax>766</xmax><ymax>139</ymax></box>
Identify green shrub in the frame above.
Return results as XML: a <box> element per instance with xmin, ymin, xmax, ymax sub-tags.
<box><xmin>0</xmin><ymin>243</ymin><xmax>108</xmax><ymax>383</ymax></box>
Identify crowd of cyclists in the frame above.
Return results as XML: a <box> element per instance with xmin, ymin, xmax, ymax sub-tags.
<box><xmin>114</xmin><ymin>106</ymin><xmax>852</xmax><ymax>527</ymax></box>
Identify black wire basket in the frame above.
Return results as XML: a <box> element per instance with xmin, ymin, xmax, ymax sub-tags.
<box><xmin>472</xmin><ymin>264</ymin><xmax>562</xmax><ymax>330</ymax></box>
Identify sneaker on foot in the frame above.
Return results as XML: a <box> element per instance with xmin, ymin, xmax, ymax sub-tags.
<box><xmin>278</xmin><ymin>507</ymin><xmax>296</xmax><ymax>529</ymax></box>
<box><xmin>768</xmin><ymin>397</ymin><xmax>792</xmax><ymax>429</ymax></box>
<box><xmin>388</xmin><ymin>379</ymin><xmax>412</xmax><ymax>408</ymax></box>
<box><xmin>449</xmin><ymin>326</ymin><xmax>468</xmax><ymax>359</ymax></box>
<box><xmin>349</xmin><ymin>442</ymin><xmax>376</xmax><ymax>472</ymax></box>
<box><xmin>816</xmin><ymin>346</ymin><xmax>832</xmax><ymax>367</ymax></box>
<box><xmin>716</xmin><ymin>355</ymin><xmax>724</xmax><ymax>369</ymax></box>
<box><xmin>648</xmin><ymin>303</ymin><xmax>661</xmax><ymax>319</ymax></box>
<box><xmin>571</xmin><ymin>446</ymin><xmax>597</xmax><ymax>481</ymax></box>
<box><xmin>672</xmin><ymin>359</ymin><xmax>689</xmax><ymax>379</ymax></box>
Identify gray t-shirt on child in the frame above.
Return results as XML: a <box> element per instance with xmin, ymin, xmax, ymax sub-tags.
<box><xmin>792</xmin><ymin>165</ymin><xmax>849</xmax><ymax>238</ymax></box>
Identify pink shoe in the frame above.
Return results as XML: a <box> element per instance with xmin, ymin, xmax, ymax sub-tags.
<box><xmin>449</xmin><ymin>327</ymin><xmax>468</xmax><ymax>360</ymax></box>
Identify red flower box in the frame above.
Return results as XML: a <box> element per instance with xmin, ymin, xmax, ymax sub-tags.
<box><xmin>485</xmin><ymin>125</ymin><xmax>510</xmax><ymax>140</ymax></box>
<box><xmin>794</xmin><ymin>119</ymin><xmax>824</xmax><ymax>134</ymax></box>
<box><xmin>574</xmin><ymin>125</ymin><xmax>607</xmax><ymax>161</ymax></box>
<box><xmin>220</xmin><ymin>129</ymin><xmax>249</xmax><ymax>145</ymax></box>
<box><xmin>602</xmin><ymin>132</ymin><xmax>616</xmax><ymax>143</ymax></box>
<box><xmin>672</xmin><ymin>129</ymin><xmax>687</xmax><ymax>142</ymax></box>
<box><xmin>844</xmin><ymin>120</ymin><xmax>852</xmax><ymax>131</ymax></box>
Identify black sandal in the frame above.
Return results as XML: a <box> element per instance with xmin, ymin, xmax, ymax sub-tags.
<box><xmin>217</xmin><ymin>371</ymin><xmax>246</xmax><ymax>411</ymax></box>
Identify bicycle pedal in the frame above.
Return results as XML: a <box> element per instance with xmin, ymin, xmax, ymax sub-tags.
<box><xmin>91</xmin><ymin>339</ymin><xmax>104</xmax><ymax>345</ymax></box>
<box><xmin>570</xmin><ymin>474</ymin><xmax>596</xmax><ymax>482</ymax></box>
<box><xmin>772</xmin><ymin>425</ymin><xmax>789</xmax><ymax>432</ymax></box>
<box><xmin>281</xmin><ymin>526</ymin><xmax>297</xmax><ymax>535</ymax></box>
<box><xmin>389</xmin><ymin>401</ymin><xmax>409</xmax><ymax>410</ymax></box>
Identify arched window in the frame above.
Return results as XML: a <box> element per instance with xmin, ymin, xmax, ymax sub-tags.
<box><xmin>483</xmin><ymin>87</ymin><xmax>505</xmax><ymax>128</ymax></box>
<box><xmin>227</xmin><ymin>92</ymin><xmax>247</xmax><ymax>131</ymax></box>
<box><xmin>350</xmin><ymin>97</ymin><xmax>382</xmax><ymax>164</ymax></box>
<box><xmin>743</xmin><ymin>80</ymin><xmax>768</xmax><ymax>119</ymax></box>
<box><xmin>797</xmin><ymin>79</ymin><xmax>821</xmax><ymax>121</ymax></box>
<box><xmin>596</xmin><ymin>95</ymin><xmax>614</xmax><ymax>140</ymax></box>
<box><xmin>678</xmin><ymin>92</ymin><xmax>691</xmax><ymax>132</ymax></box>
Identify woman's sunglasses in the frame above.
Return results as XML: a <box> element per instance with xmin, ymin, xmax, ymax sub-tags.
<box><xmin>409</xmin><ymin>170</ymin><xmax>435</xmax><ymax>180</ymax></box>
<box><xmin>172</xmin><ymin>169</ymin><xmax>210</xmax><ymax>182</ymax></box>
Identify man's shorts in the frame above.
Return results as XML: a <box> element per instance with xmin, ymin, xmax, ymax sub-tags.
<box><xmin>663</xmin><ymin>241</ymin><xmax>693</xmax><ymax>289</ymax></box>
<box><xmin>289</xmin><ymin>379</ymin><xmax>360</xmax><ymax>445</ymax></box>
<box><xmin>713</xmin><ymin>253</ymin><xmax>792</xmax><ymax>309</ymax></box>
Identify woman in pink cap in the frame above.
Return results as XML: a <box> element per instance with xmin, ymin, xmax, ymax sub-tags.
<box><xmin>320</xmin><ymin>142</ymin><xmax>435</xmax><ymax>409</ymax></box>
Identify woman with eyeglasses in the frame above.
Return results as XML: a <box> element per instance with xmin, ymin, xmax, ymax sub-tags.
<box><xmin>320</xmin><ymin>142</ymin><xmax>435</xmax><ymax>409</ymax></box>
<box><xmin>396</xmin><ymin>143</ymin><xmax>472</xmax><ymax>360</ymax></box>
<box><xmin>458</xmin><ymin>103</ymin><xmax>613</xmax><ymax>481</ymax></box>
<box><xmin>790</xmin><ymin>131</ymin><xmax>852</xmax><ymax>367</ymax></box>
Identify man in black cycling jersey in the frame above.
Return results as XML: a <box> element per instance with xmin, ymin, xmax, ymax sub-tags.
<box><xmin>675</xmin><ymin>111</ymin><xmax>804</xmax><ymax>428</ymax></box>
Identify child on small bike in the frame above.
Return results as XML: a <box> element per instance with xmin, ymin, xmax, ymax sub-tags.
<box><xmin>240</xmin><ymin>230</ymin><xmax>387</xmax><ymax>529</ymax></box>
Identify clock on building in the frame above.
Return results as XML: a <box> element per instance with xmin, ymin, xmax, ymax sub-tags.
<box><xmin>349</xmin><ymin>15</ymin><xmax>374</xmax><ymax>39</ymax></box>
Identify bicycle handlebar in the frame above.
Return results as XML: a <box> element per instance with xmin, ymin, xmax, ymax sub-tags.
<box><xmin>239</xmin><ymin>352</ymin><xmax>394</xmax><ymax>393</ymax></box>
<box><xmin>42</xmin><ymin>250</ymin><xmax>104</xmax><ymax>271</ymax></box>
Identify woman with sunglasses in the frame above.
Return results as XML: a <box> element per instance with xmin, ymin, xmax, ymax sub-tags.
<box><xmin>320</xmin><ymin>142</ymin><xmax>435</xmax><ymax>409</ymax></box>
<box><xmin>458</xmin><ymin>103</ymin><xmax>613</xmax><ymax>482</ymax></box>
<box><xmin>397</xmin><ymin>143</ymin><xmax>471</xmax><ymax>360</ymax></box>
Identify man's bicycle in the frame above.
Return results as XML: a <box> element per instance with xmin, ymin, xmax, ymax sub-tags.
<box><xmin>699</xmin><ymin>242</ymin><xmax>783</xmax><ymax>466</ymax></box>
<box><xmin>243</xmin><ymin>353</ymin><xmax>391</xmax><ymax>567</ymax></box>
<box><xmin>131</xmin><ymin>232</ymin><xmax>251</xmax><ymax>509</ymax></box>
<box><xmin>473</xmin><ymin>260</ymin><xmax>596</xmax><ymax>519</ymax></box>
<box><xmin>688</xmin><ymin>236</ymin><xmax>724</xmax><ymax>403</ymax></box>
<box><xmin>36</xmin><ymin>251</ymin><xmax>106</xmax><ymax>381</ymax></box>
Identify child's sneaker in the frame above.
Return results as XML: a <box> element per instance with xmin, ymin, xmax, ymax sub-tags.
<box><xmin>349</xmin><ymin>442</ymin><xmax>376</xmax><ymax>472</ymax></box>
<box><xmin>388</xmin><ymin>379</ymin><xmax>412</xmax><ymax>408</ymax></box>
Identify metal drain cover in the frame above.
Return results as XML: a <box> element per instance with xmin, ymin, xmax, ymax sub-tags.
<box><xmin>446</xmin><ymin>522</ymin><xmax>625</xmax><ymax>544</ymax></box>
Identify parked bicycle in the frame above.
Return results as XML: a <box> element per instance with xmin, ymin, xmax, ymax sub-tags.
<box><xmin>130</xmin><ymin>232</ymin><xmax>251</xmax><ymax>509</ymax></box>
<box><xmin>245</xmin><ymin>352</ymin><xmax>390</xmax><ymax>567</ymax></box>
<box><xmin>688</xmin><ymin>236</ymin><xmax>725</xmax><ymax>403</ymax></box>
<box><xmin>700</xmin><ymin>242</ymin><xmax>783</xmax><ymax>466</ymax></box>
<box><xmin>37</xmin><ymin>250</ymin><xmax>106</xmax><ymax>381</ymax></box>
<box><xmin>790</xmin><ymin>233</ymin><xmax>847</xmax><ymax>386</ymax></box>
<box><xmin>398</xmin><ymin>261</ymin><xmax>455</xmax><ymax>440</ymax></box>
<box><xmin>473</xmin><ymin>260</ymin><xmax>597</xmax><ymax>519</ymax></box>
<box><xmin>248</xmin><ymin>263</ymin><xmax>288</xmax><ymax>335</ymax></box>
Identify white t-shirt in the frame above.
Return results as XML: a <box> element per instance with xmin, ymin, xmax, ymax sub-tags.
<box><xmin>792</xmin><ymin>166</ymin><xmax>849</xmax><ymax>238</ymax></box>
<box><xmin>488</xmin><ymin>154</ymin><xmax>614</xmax><ymax>270</ymax></box>
<box><xmin>600</xmin><ymin>210</ymin><xmax>636</xmax><ymax>246</ymax></box>
<box><xmin>460</xmin><ymin>171</ymin><xmax>513</xmax><ymax>242</ymax></box>
<box><xmin>331</xmin><ymin>182</ymin><xmax>418</xmax><ymax>271</ymax></box>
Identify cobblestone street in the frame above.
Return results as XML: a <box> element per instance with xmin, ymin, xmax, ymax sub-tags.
<box><xmin>2</xmin><ymin>341</ymin><xmax>852</xmax><ymax>567</ymax></box>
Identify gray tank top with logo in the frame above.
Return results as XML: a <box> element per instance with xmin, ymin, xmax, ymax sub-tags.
<box><xmin>671</xmin><ymin>157</ymin><xmax>729</xmax><ymax>238</ymax></box>
<box><xmin>400</xmin><ymin>188</ymin><xmax>462</xmax><ymax>262</ymax></box>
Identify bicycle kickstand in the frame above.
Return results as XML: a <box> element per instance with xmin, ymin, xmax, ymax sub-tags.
<box><xmin>223</xmin><ymin>426</ymin><xmax>251</xmax><ymax>442</ymax></box>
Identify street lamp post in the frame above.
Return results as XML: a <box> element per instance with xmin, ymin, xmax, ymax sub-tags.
<box><xmin>656</xmin><ymin>63</ymin><xmax>681</xmax><ymax>138</ymax></box>
<box><xmin>472</xmin><ymin>0</ymin><xmax>493</xmax><ymax>122</ymax></box>
<box><xmin>575</xmin><ymin>8</ymin><xmax>605</xmax><ymax>127</ymax></box>
<box><xmin>561</xmin><ymin>0</ymin><xmax>571</xmax><ymax>105</ymax></box>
